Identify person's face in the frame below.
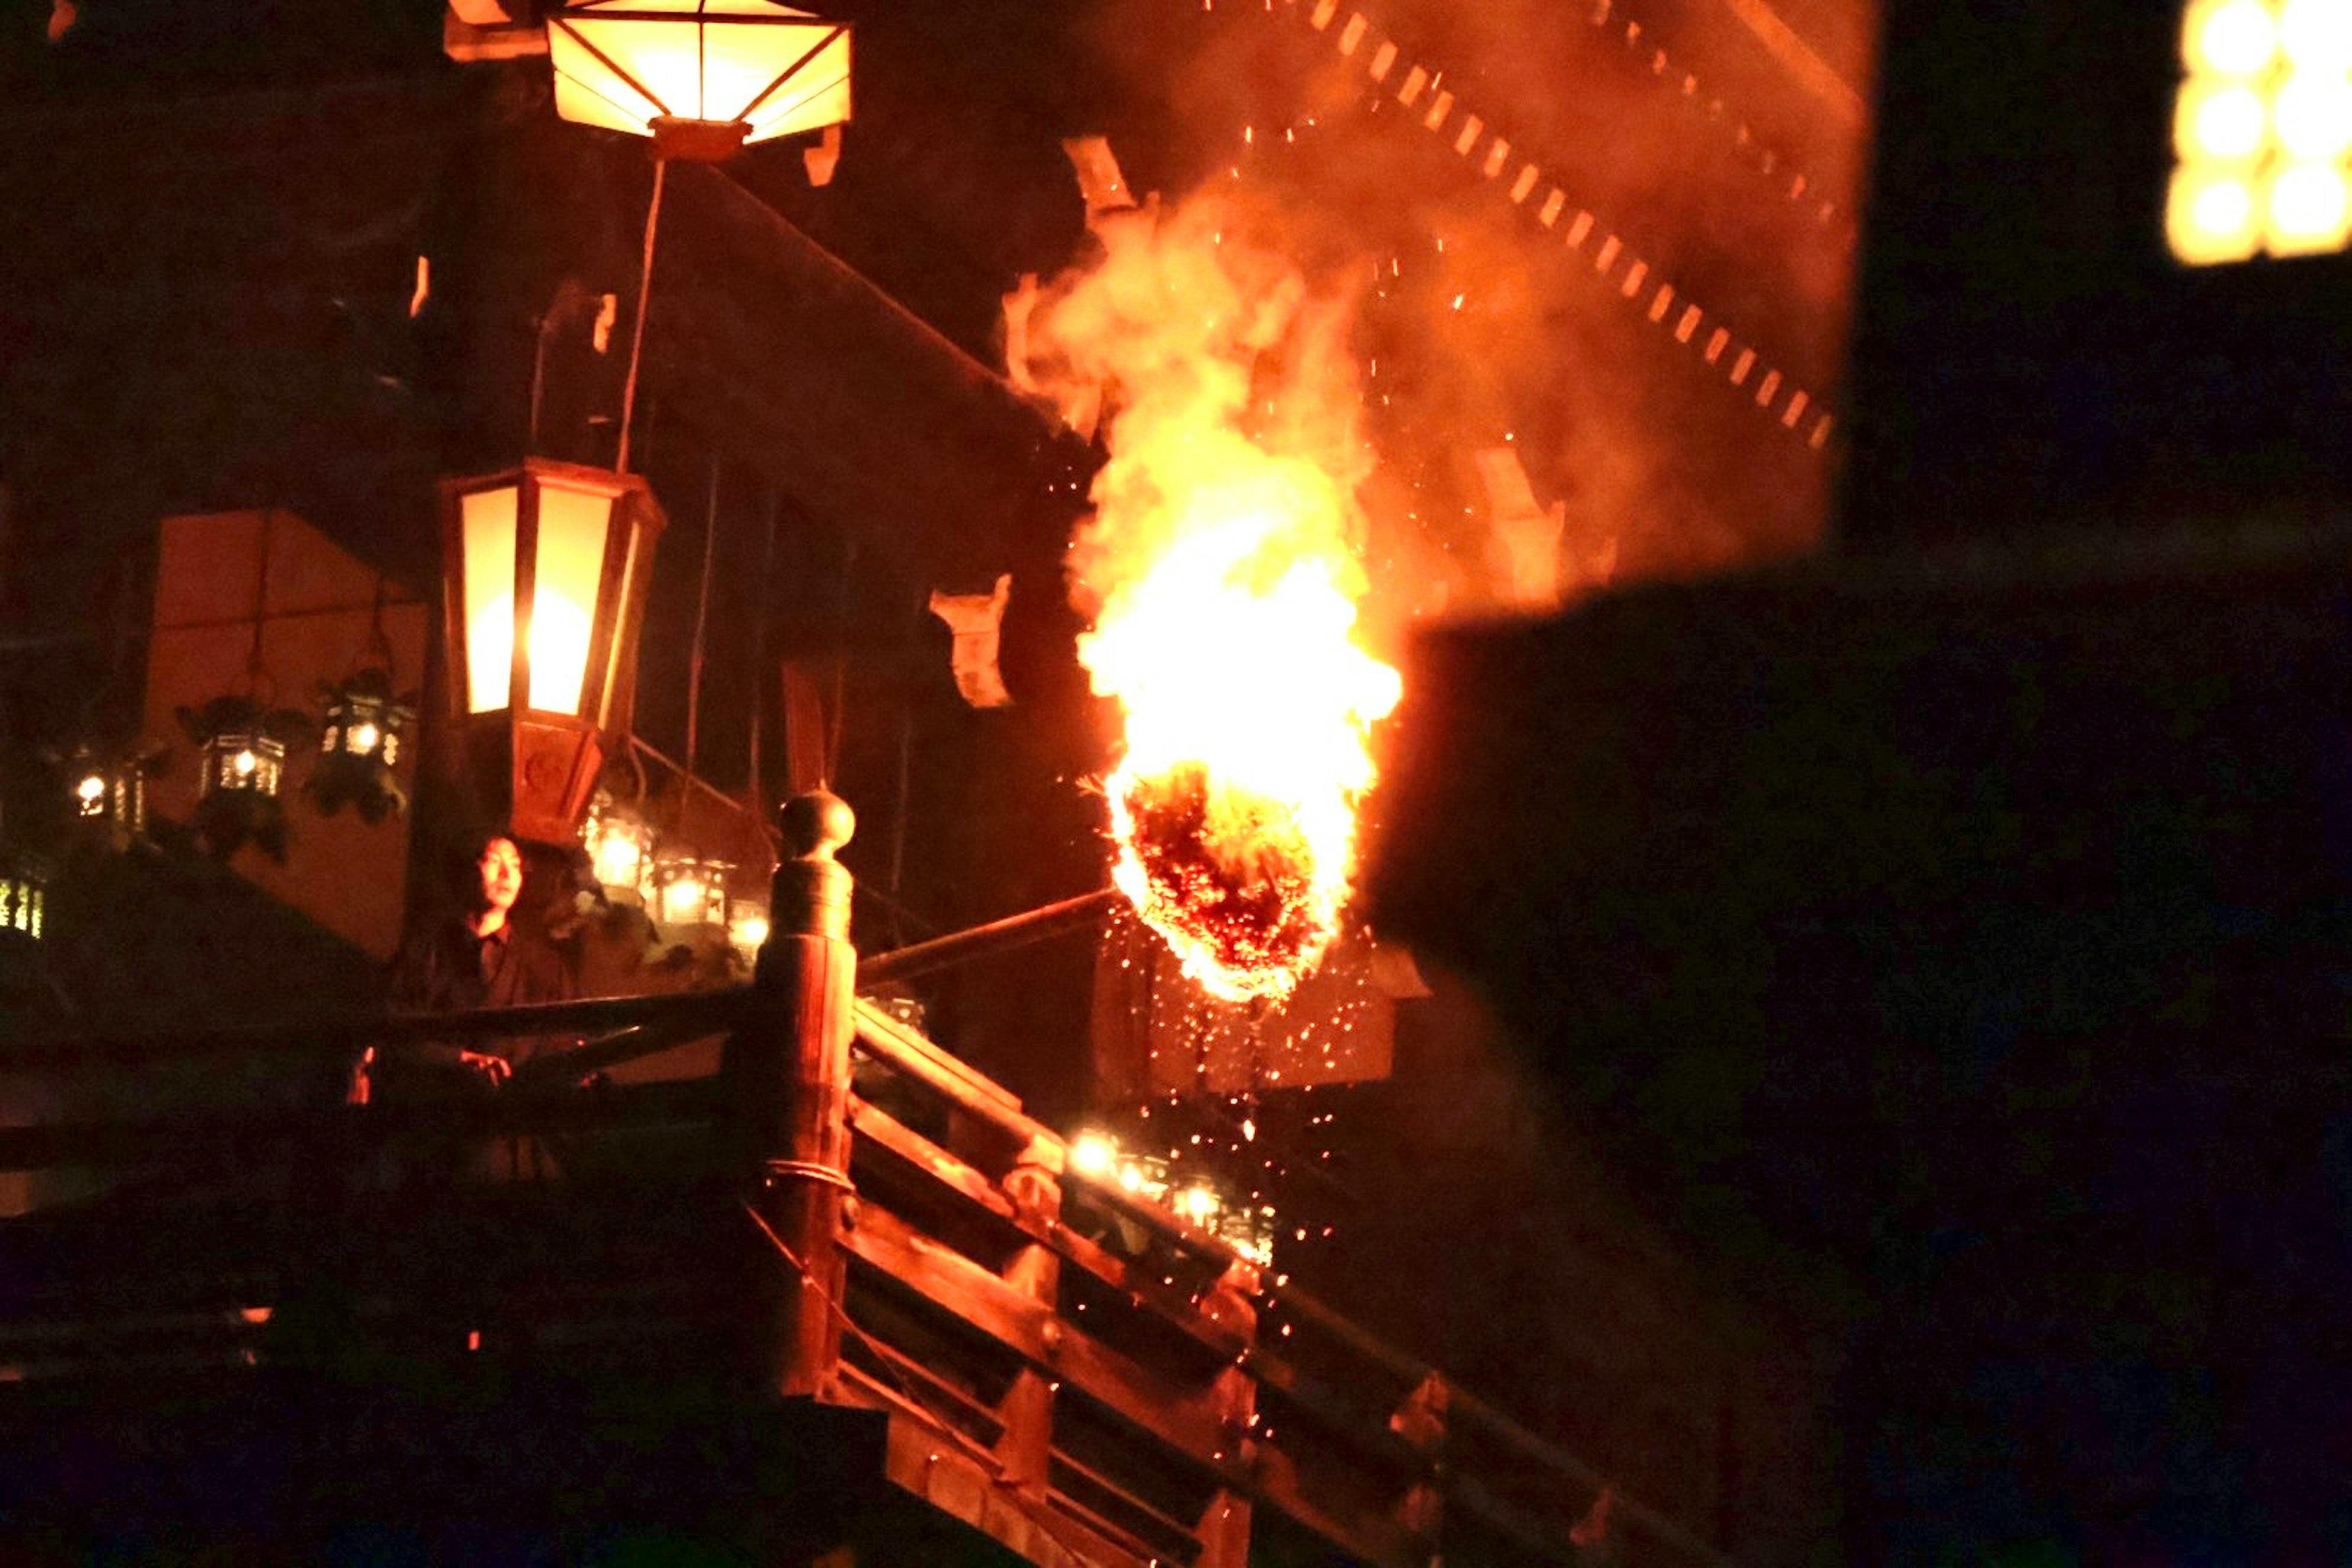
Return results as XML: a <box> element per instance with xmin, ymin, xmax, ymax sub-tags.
<box><xmin>478</xmin><ymin>837</ymin><xmax>524</xmax><ymax>916</ymax></box>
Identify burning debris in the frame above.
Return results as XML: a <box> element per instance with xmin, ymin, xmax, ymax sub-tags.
<box><xmin>1014</xmin><ymin>142</ymin><xmax>1400</xmax><ymax>1002</ymax></box>
<box><xmin>1113</xmin><ymin>761</ymin><xmax>1320</xmax><ymax>987</ymax></box>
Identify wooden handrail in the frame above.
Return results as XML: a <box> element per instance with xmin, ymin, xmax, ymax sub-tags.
<box><xmin>851</xmin><ymin>1000</ymin><xmax>1047</xmax><ymax>1149</ymax></box>
<box><xmin>856</xmin><ymin>889</ymin><xmax>1118</xmax><ymax>988</ymax></box>
<box><xmin>844</xmin><ymin>1006</ymin><xmax>1733</xmax><ymax>1567</ymax></box>
<box><xmin>0</xmin><ymin>988</ymin><xmax>749</xmax><ymax>1072</ymax></box>
<box><xmin>1265</xmin><ymin>1284</ymin><xmax>1733</xmax><ymax>1566</ymax></box>
<box><xmin>0</xmin><ymin>1078</ymin><xmax>722</xmax><ymax>1174</ymax></box>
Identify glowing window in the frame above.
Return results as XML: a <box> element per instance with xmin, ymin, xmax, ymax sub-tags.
<box><xmin>2170</xmin><ymin>0</ymin><xmax>2352</xmax><ymax>262</ymax></box>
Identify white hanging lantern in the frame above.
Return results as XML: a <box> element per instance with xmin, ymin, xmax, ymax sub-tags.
<box><xmin>582</xmin><ymin>793</ymin><xmax>658</xmax><ymax>902</ymax></box>
<box><xmin>650</xmin><ymin>853</ymin><xmax>731</xmax><ymax>931</ymax></box>
<box><xmin>547</xmin><ymin>0</ymin><xmax>851</xmax><ymax>162</ymax></box>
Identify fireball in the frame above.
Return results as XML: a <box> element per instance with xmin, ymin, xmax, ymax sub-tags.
<box><xmin>1084</xmin><ymin>483</ymin><xmax>1399</xmax><ymax>1000</ymax></box>
<box><xmin>1020</xmin><ymin>192</ymin><xmax>1400</xmax><ymax>1002</ymax></box>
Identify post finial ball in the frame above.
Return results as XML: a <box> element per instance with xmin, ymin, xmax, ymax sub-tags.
<box><xmin>781</xmin><ymin>790</ymin><xmax>855</xmax><ymax>859</ymax></box>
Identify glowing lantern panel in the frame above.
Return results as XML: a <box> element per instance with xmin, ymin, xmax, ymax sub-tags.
<box><xmin>2170</xmin><ymin>0</ymin><xmax>2352</xmax><ymax>262</ymax></box>
<box><xmin>548</xmin><ymin>1</ymin><xmax>850</xmax><ymax>158</ymax></box>
<box><xmin>582</xmin><ymin>795</ymin><xmax>656</xmax><ymax>899</ymax></box>
<box><xmin>201</xmin><ymin>734</ymin><xmax>286</xmax><ymax>799</ymax></box>
<box><xmin>725</xmin><ymin>897</ymin><xmax>770</xmax><ymax>956</ymax></box>
<box><xmin>459</xmin><ymin>481</ymin><xmax>618</xmax><ymax>718</ymax></box>
<box><xmin>323</xmin><ymin>693</ymin><xmax>406</xmax><ymax>767</ymax></box>
<box><xmin>0</xmin><ymin>861</ymin><xmax>43</xmax><ymax>941</ymax></box>
<box><xmin>70</xmin><ymin>761</ymin><xmax>147</xmax><ymax>840</ymax></box>
<box><xmin>650</xmin><ymin>855</ymin><xmax>730</xmax><ymax>930</ymax></box>
<box><xmin>441</xmin><ymin>460</ymin><xmax>665</xmax><ymax>845</ymax></box>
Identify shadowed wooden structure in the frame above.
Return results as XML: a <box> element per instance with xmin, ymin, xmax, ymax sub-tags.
<box><xmin>0</xmin><ymin>791</ymin><xmax>1722</xmax><ymax>1568</ymax></box>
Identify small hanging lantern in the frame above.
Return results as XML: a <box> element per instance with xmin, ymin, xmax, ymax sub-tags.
<box><xmin>725</xmin><ymin>894</ymin><xmax>770</xmax><ymax>957</ymax></box>
<box><xmin>50</xmin><ymin>743</ymin><xmax>157</xmax><ymax>851</ymax></box>
<box><xmin>440</xmin><ymin>459</ymin><xmax>667</xmax><ymax>845</ymax></box>
<box><xmin>204</xmin><ymin>731</ymin><xmax>287</xmax><ymax>799</ymax></box>
<box><xmin>649</xmin><ymin>853</ymin><xmax>729</xmax><ymax>932</ymax></box>
<box><xmin>308</xmin><ymin>666</ymin><xmax>418</xmax><ymax>823</ymax></box>
<box><xmin>1216</xmin><ymin>1204</ymin><xmax>1277</xmax><ymax>1267</ymax></box>
<box><xmin>177</xmin><ymin>695</ymin><xmax>313</xmax><ymax>861</ymax></box>
<box><xmin>322</xmin><ymin>677</ymin><xmax>408</xmax><ymax>768</ymax></box>
<box><xmin>0</xmin><ymin>836</ymin><xmax>47</xmax><ymax>941</ymax></box>
<box><xmin>582</xmin><ymin>790</ymin><xmax>657</xmax><ymax>902</ymax></box>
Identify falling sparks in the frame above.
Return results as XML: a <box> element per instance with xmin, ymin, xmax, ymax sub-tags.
<box><xmin>1017</xmin><ymin>193</ymin><xmax>1400</xmax><ymax>1003</ymax></box>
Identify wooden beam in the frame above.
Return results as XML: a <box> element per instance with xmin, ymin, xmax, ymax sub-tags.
<box><xmin>842</xmin><ymin>1205</ymin><xmax>1237</xmax><ymax>1469</ymax></box>
<box><xmin>848</xmin><ymin>1386</ymin><xmax>1150</xmax><ymax>1568</ymax></box>
<box><xmin>845</xmin><ymin>1096</ymin><xmax>1248</xmax><ymax>1365</ymax></box>
<box><xmin>853</xmin><ymin>1003</ymin><xmax>1041</xmax><ymax>1145</ymax></box>
<box><xmin>643</xmin><ymin>162</ymin><xmax>1074</xmax><ymax>589</ymax></box>
<box><xmin>849</xmin><ymin>1096</ymin><xmax>1020</xmax><ymax>1224</ymax></box>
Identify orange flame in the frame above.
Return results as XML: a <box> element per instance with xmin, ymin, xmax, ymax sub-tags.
<box><xmin>1020</xmin><ymin>194</ymin><xmax>1400</xmax><ymax>1001</ymax></box>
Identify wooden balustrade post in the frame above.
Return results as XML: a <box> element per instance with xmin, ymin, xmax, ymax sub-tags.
<box><xmin>730</xmin><ymin>789</ymin><xmax>858</xmax><ymax>1400</ymax></box>
<box><xmin>1390</xmin><ymin>1370</ymin><xmax>1451</xmax><ymax>1547</ymax></box>
<box><xmin>1196</xmin><ymin>1259</ymin><xmax>1262</xmax><ymax>1568</ymax></box>
<box><xmin>995</xmin><ymin>1150</ymin><xmax>1063</xmax><ymax>1496</ymax></box>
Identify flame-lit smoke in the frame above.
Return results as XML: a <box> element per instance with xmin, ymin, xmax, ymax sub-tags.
<box><xmin>1017</xmin><ymin>189</ymin><xmax>1400</xmax><ymax>1001</ymax></box>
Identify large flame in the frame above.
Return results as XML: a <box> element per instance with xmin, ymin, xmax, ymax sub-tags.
<box><xmin>1020</xmin><ymin>192</ymin><xmax>1400</xmax><ymax>1001</ymax></box>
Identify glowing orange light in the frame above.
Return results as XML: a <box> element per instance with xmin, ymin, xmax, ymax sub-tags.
<box><xmin>2274</xmin><ymin>71</ymin><xmax>2352</xmax><ymax>159</ymax></box>
<box><xmin>467</xmin><ymin>590</ymin><xmax>594</xmax><ymax>715</ymax></box>
<box><xmin>1020</xmin><ymin>195</ymin><xmax>1400</xmax><ymax>1002</ymax></box>
<box><xmin>441</xmin><ymin>459</ymin><xmax>666</xmax><ymax>845</ymax></box>
<box><xmin>2176</xmin><ymin>79</ymin><xmax>2269</xmax><ymax>159</ymax></box>
<box><xmin>2266</xmin><ymin>159</ymin><xmax>2352</xmax><ymax>249</ymax></box>
<box><xmin>2169</xmin><ymin>165</ymin><xmax>2263</xmax><ymax>261</ymax></box>
<box><xmin>2280</xmin><ymin>0</ymin><xmax>2352</xmax><ymax>67</ymax></box>
<box><xmin>548</xmin><ymin>0</ymin><xmax>850</xmax><ymax>156</ymax></box>
<box><xmin>2171</xmin><ymin>0</ymin><xmax>2352</xmax><ymax>263</ymax></box>
<box><xmin>2187</xmin><ymin>0</ymin><xmax>2280</xmax><ymax>75</ymax></box>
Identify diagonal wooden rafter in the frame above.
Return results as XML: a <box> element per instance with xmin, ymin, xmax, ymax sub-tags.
<box><xmin>1272</xmin><ymin>0</ymin><xmax>1846</xmax><ymax>454</ymax></box>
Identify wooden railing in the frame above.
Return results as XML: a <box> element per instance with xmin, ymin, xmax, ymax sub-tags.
<box><xmin>839</xmin><ymin>1000</ymin><xmax>1730</xmax><ymax>1568</ymax></box>
<box><xmin>0</xmin><ymin>797</ymin><xmax>1728</xmax><ymax>1568</ymax></box>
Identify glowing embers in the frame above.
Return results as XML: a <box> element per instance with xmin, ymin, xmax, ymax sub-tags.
<box><xmin>1087</xmin><ymin>505</ymin><xmax>1402</xmax><ymax>1002</ymax></box>
<box><xmin>2170</xmin><ymin>0</ymin><xmax>2352</xmax><ymax>262</ymax></box>
<box><xmin>1111</xmin><ymin>762</ymin><xmax>1321</xmax><ymax>997</ymax></box>
<box><xmin>1065</xmin><ymin>1127</ymin><xmax>1277</xmax><ymax>1265</ymax></box>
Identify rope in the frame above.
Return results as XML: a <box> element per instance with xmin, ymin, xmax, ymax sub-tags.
<box><xmin>762</xmin><ymin>1158</ymin><xmax>857</xmax><ymax>1194</ymax></box>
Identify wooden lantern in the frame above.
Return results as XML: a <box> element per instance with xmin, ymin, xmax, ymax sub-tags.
<box><xmin>440</xmin><ymin>459</ymin><xmax>667</xmax><ymax>845</ymax></box>
<box><xmin>546</xmin><ymin>0</ymin><xmax>851</xmax><ymax>162</ymax></box>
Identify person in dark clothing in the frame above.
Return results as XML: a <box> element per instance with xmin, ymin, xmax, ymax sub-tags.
<box><xmin>277</xmin><ymin>833</ymin><xmax>580</xmax><ymax>1367</ymax></box>
<box><xmin>375</xmin><ymin>832</ymin><xmax>577</xmax><ymax>1099</ymax></box>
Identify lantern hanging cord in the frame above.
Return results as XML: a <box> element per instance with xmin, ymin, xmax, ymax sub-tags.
<box><xmin>617</xmin><ymin>737</ymin><xmax>650</xmax><ymax>806</ymax></box>
<box><xmin>826</xmin><ymin>540</ymin><xmax>855</xmax><ymax>788</ymax></box>
<box><xmin>246</xmin><ymin>508</ymin><xmax>274</xmax><ymax>700</ymax></box>
<box><xmin>687</xmin><ymin>453</ymin><xmax>719</xmax><ymax>780</ymax></box>
<box><xmin>99</xmin><ymin>546</ymin><xmax>146</xmax><ymax>709</ymax></box>
<box><xmin>363</xmin><ymin>571</ymin><xmax>396</xmax><ymax>676</ymax></box>
<box><xmin>747</xmin><ymin>488</ymin><xmax>780</xmax><ymax>823</ymax></box>
<box><xmin>616</xmin><ymin>155</ymin><xmax>669</xmax><ymax>476</ymax></box>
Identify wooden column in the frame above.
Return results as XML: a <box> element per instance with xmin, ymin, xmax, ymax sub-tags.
<box><xmin>994</xmin><ymin>1150</ymin><xmax>1062</xmax><ymax>1495</ymax></box>
<box><xmin>1196</xmin><ymin>1259</ymin><xmax>1261</xmax><ymax>1568</ymax></box>
<box><xmin>732</xmin><ymin>788</ymin><xmax>858</xmax><ymax>1399</ymax></box>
